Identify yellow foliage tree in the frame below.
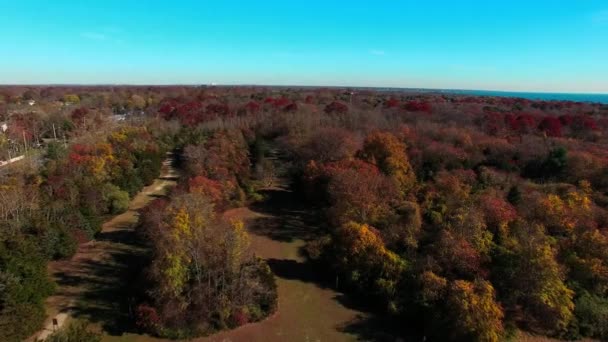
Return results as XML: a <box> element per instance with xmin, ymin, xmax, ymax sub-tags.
<box><xmin>448</xmin><ymin>279</ymin><xmax>504</xmax><ymax>342</ymax></box>
<box><xmin>360</xmin><ymin>131</ymin><xmax>416</xmax><ymax>195</ymax></box>
<box><xmin>163</xmin><ymin>207</ymin><xmax>192</xmax><ymax>296</ymax></box>
<box><xmin>334</xmin><ymin>221</ymin><xmax>406</xmax><ymax>305</ymax></box>
<box><xmin>498</xmin><ymin>222</ymin><xmax>575</xmax><ymax>333</ymax></box>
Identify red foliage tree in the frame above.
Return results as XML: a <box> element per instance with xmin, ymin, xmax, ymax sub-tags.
<box><xmin>571</xmin><ymin>114</ymin><xmax>598</xmax><ymax>132</ymax></box>
<box><xmin>174</xmin><ymin>101</ymin><xmax>205</xmax><ymax>126</ymax></box>
<box><xmin>272</xmin><ymin>97</ymin><xmax>291</xmax><ymax>108</ymax></box>
<box><xmin>158</xmin><ymin>100</ymin><xmax>178</xmax><ymax>120</ymax></box>
<box><xmin>517</xmin><ymin>114</ymin><xmax>536</xmax><ymax>129</ymax></box>
<box><xmin>324</xmin><ymin>101</ymin><xmax>349</xmax><ymax>115</ymax></box>
<box><xmin>385</xmin><ymin>98</ymin><xmax>401</xmax><ymax>108</ymax></box>
<box><xmin>538</xmin><ymin>116</ymin><xmax>563</xmax><ymax>137</ymax></box>
<box><xmin>243</xmin><ymin>101</ymin><xmax>260</xmax><ymax>114</ymax></box>
<box><xmin>482</xmin><ymin>112</ymin><xmax>504</xmax><ymax>136</ymax></box>
<box><xmin>435</xmin><ymin>230</ymin><xmax>485</xmax><ymax>278</ymax></box>
<box><xmin>188</xmin><ymin>176</ymin><xmax>225</xmax><ymax>208</ymax></box>
<box><xmin>506</xmin><ymin>114</ymin><xmax>537</xmax><ymax>134</ymax></box>
<box><xmin>206</xmin><ymin>103</ymin><xmax>231</xmax><ymax>118</ymax></box>
<box><xmin>283</xmin><ymin>102</ymin><xmax>298</xmax><ymax>112</ymax></box>
<box><xmin>71</xmin><ymin>107</ymin><xmax>89</xmax><ymax>122</ymax></box>
<box><xmin>403</xmin><ymin>100</ymin><xmax>432</xmax><ymax>114</ymax></box>
<box><xmin>229</xmin><ymin>308</ymin><xmax>249</xmax><ymax>327</ymax></box>
<box><xmin>559</xmin><ymin>114</ymin><xmax>574</xmax><ymax>126</ymax></box>
<box><xmin>480</xmin><ymin>194</ymin><xmax>517</xmax><ymax>228</ymax></box>
<box><xmin>135</xmin><ymin>304</ymin><xmax>161</xmax><ymax>333</ymax></box>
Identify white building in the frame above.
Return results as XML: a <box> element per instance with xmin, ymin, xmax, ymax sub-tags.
<box><xmin>111</xmin><ymin>114</ymin><xmax>126</xmax><ymax>122</ymax></box>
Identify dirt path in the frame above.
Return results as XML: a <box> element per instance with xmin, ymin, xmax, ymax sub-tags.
<box><xmin>204</xmin><ymin>192</ymin><xmax>369</xmax><ymax>342</ymax></box>
<box><xmin>29</xmin><ymin>156</ymin><xmax>178</xmax><ymax>341</ymax></box>
<box><xmin>31</xmin><ymin>147</ymin><xmax>375</xmax><ymax>342</ymax></box>
<box><xmin>103</xmin><ymin>148</ymin><xmax>379</xmax><ymax>342</ymax></box>
<box><xmin>103</xmin><ymin>186</ymin><xmax>373</xmax><ymax>342</ymax></box>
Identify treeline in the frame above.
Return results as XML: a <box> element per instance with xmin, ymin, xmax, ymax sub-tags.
<box><xmin>134</xmin><ymin>129</ymin><xmax>277</xmax><ymax>338</ymax></box>
<box><xmin>0</xmin><ymin>126</ymin><xmax>164</xmax><ymax>341</ymax></box>
<box><xmin>275</xmin><ymin>121</ymin><xmax>608</xmax><ymax>340</ymax></box>
<box><xmin>2</xmin><ymin>86</ymin><xmax>608</xmax><ymax>341</ymax></box>
<box><xmin>143</xmin><ymin>86</ymin><xmax>608</xmax><ymax>341</ymax></box>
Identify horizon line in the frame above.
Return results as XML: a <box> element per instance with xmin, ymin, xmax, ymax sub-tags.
<box><xmin>0</xmin><ymin>83</ymin><xmax>607</xmax><ymax>96</ymax></box>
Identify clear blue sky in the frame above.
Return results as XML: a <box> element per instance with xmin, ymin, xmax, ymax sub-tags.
<box><xmin>1</xmin><ymin>1</ymin><xmax>608</xmax><ymax>93</ymax></box>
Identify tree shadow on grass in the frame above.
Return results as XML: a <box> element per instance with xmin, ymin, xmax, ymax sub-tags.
<box><xmin>52</xmin><ymin>218</ymin><xmax>151</xmax><ymax>336</ymax></box>
<box><xmin>248</xmin><ymin>188</ymin><xmax>327</xmax><ymax>243</ymax></box>
<box><xmin>264</xmin><ymin>258</ymin><xmax>404</xmax><ymax>341</ymax></box>
<box><xmin>148</xmin><ymin>193</ymin><xmax>168</xmax><ymax>199</ymax></box>
<box><xmin>96</xmin><ymin>227</ymin><xmax>140</xmax><ymax>245</ymax></box>
<box><xmin>159</xmin><ymin>175</ymin><xmax>179</xmax><ymax>181</ymax></box>
<box><xmin>265</xmin><ymin>258</ymin><xmax>326</xmax><ymax>285</ymax></box>
<box><xmin>47</xmin><ymin>156</ymin><xmax>178</xmax><ymax>337</ymax></box>
<box><xmin>333</xmin><ymin>294</ymin><xmax>419</xmax><ymax>342</ymax></box>
<box><xmin>247</xmin><ymin>183</ymin><xmax>406</xmax><ymax>341</ymax></box>
<box><xmin>337</xmin><ymin>313</ymin><xmax>408</xmax><ymax>342</ymax></box>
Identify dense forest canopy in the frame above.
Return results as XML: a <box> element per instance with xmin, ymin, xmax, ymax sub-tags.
<box><xmin>1</xmin><ymin>85</ymin><xmax>608</xmax><ymax>341</ymax></box>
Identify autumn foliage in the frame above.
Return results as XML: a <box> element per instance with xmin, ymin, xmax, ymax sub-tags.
<box><xmin>2</xmin><ymin>86</ymin><xmax>608</xmax><ymax>341</ymax></box>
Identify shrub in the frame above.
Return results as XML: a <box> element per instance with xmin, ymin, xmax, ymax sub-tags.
<box><xmin>135</xmin><ymin>304</ymin><xmax>161</xmax><ymax>334</ymax></box>
<box><xmin>45</xmin><ymin>320</ymin><xmax>101</xmax><ymax>342</ymax></box>
<box><xmin>573</xmin><ymin>292</ymin><xmax>608</xmax><ymax>340</ymax></box>
<box><xmin>0</xmin><ymin>238</ymin><xmax>54</xmax><ymax>341</ymax></box>
<box><xmin>103</xmin><ymin>184</ymin><xmax>130</xmax><ymax>214</ymax></box>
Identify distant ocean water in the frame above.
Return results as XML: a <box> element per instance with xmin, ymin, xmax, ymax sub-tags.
<box><xmin>255</xmin><ymin>85</ymin><xmax>608</xmax><ymax>104</ymax></box>
<box><xmin>444</xmin><ymin>89</ymin><xmax>608</xmax><ymax>104</ymax></box>
<box><xmin>371</xmin><ymin>88</ymin><xmax>608</xmax><ymax>104</ymax></box>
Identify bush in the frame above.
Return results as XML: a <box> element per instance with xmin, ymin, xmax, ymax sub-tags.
<box><xmin>0</xmin><ymin>302</ymin><xmax>46</xmax><ymax>342</ymax></box>
<box><xmin>252</xmin><ymin>258</ymin><xmax>278</xmax><ymax>316</ymax></box>
<box><xmin>573</xmin><ymin>292</ymin><xmax>608</xmax><ymax>339</ymax></box>
<box><xmin>135</xmin><ymin>304</ymin><xmax>161</xmax><ymax>334</ymax></box>
<box><xmin>76</xmin><ymin>209</ymin><xmax>102</xmax><ymax>238</ymax></box>
<box><xmin>45</xmin><ymin>320</ymin><xmax>101</xmax><ymax>342</ymax></box>
<box><xmin>44</xmin><ymin>226</ymin><xmax>77</xmax><ymax>259</ymax></box>
<box><xmin>0</xmin><ymin>238</ymin><xmax>54</xmax><ymax>341</ymax></box>
<box><xmin>103</xmin><ymin>184</ymin><xmax>130</xmax><ymax>214</ymax></box>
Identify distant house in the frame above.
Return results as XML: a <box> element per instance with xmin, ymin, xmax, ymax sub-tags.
<box><xmin>1</xmin><ymin>123</ymin><xmax>7</xmax><ymax>133</ymax></box>
<box><xmin>27</xmin><ymin>100</ymin><xmax>36</xmax><ymax>106</ymax></box>
<box><xmin>111</xmin><ymin>114</ymin><xmax>126</xmax><ymax>122</ymax></box>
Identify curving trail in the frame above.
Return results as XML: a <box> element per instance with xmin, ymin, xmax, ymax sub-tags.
<box><xmin>103</xmin><ymin>187</ymin><xmax>372</xmax><ymax>342</ymax></box>
<box><xmin>31</xmin><ymin>151</ymin><xmax>375</xmax><ymax>342</ymax></box>
<box><xmin>201</xmin><ymin>192</ymin><xmax>366</xmax><ymax>342</ymax></box>
<box><xmin>28</xmin><ymin>155</ymin><xmax>178</xmax><ymax>341</ymax></box>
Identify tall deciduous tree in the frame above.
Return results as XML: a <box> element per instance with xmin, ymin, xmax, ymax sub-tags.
<box><xmin>494</xmin><ymin>222</ymin><xmax>574</xmax><ymax>333</ymax></box>
<box><xmin>447</xmin><ymin>279</ymin><xmax>504</xmax><ymax>342</ymax></box>
<box><xmin>359</xmin><ymin>131</ymin><xmax>416</xmax><ymax>195</ymax></box>
<box><xmin>144</xmin><ymin>192</ymin><xmax>276</xmax><ymax>335</ymax></box>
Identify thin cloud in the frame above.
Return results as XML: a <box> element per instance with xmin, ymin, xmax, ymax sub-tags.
<box><xmin>81</xmin><ymin>32</ymin><xmax>107</xmax><ymax>40</ymax></box>
<box><xmin>80</xmin><ymin>29</ymin><xmax>125</xmax><ymax>44</ymax></box>
<box><xmin>370</xmin><ymin>49</ymin><xmax>386</xmax><ymax>56</ymax></box>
